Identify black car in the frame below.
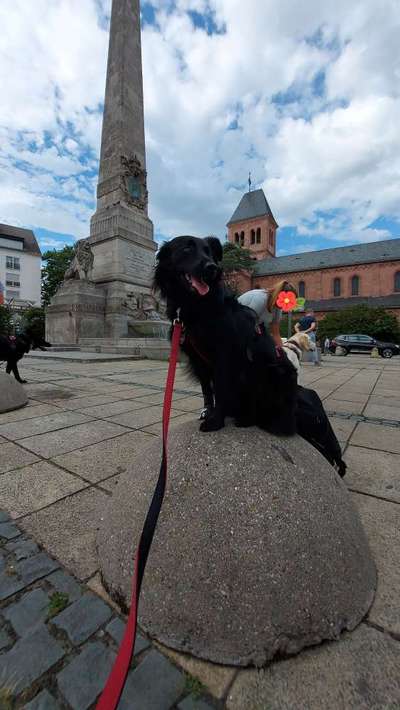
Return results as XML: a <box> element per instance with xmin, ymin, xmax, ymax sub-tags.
<box><xmin>330</xmin><ymin>334</ymin><xmax>400</xmax><ymax>358</ymax></box>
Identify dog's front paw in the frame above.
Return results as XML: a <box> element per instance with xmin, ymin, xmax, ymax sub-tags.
<box><xmin>199</xmin><ymin>416</ymin><xmax>224</xmax><ymax>432</ymax></box>
<box><xmin>18</xmin><ymin>379</ymin><xmax>28</xmax><ymax>384</ymax></box>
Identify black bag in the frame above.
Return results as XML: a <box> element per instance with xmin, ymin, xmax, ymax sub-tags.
<box><xmin>295</xmin><ymin>385</ymin><xmax>347</xmax><ymax>477</ymax></box>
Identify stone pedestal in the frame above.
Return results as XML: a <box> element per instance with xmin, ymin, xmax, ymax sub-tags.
<box><xmin>98</xmin><ymin>422</ymin><xmax>376</xmax><ymax>667</ymax></box>
<box><xmin>0</xmin><ymin>374</ymin><xmax>28</xmax><ymax>413</ymax></box>
<box><xmin>46</xmin><ymin>280</ymin><xmax>106</xmax><ymax>345</ymax></box>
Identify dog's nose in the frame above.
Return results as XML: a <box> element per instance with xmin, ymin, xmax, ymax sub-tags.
<box><xmin>203</xmin><ymin>262</ymin><xmax>218</xmax><ymax>281</ymax></box>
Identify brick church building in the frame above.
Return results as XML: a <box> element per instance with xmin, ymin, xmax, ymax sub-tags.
<box><xmin>227</xmin><ymin>189</ymin><xmax>400</xmax><ymax>322</ymax></box>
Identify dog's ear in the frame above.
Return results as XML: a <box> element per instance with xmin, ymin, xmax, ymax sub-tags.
<box><xmin>155</xmin><ymin>241</ymin><xmax>171</xmax><ymax>265</ymax></box>
<box><xmin>204</xmin><ymin>236</ymin><xmax>223</xmax><ymax>263</ymax></box>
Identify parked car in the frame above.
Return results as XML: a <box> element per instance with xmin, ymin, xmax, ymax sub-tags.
<box><xmin>330</xmin><ymin>334</ymin><xmax>400</xmax><ymax>358</ymax></box>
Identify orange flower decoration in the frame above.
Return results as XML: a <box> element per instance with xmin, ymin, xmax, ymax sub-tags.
<box><xmin>276</xmin><ymin>290</ymin><xmax>298</xmax><ymax>312</ymax></box>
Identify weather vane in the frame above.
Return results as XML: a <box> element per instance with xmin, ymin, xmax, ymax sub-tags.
<box><xmin>248</xmin><ymin>172</ymin><xmax>252</xmax><ymax>192</ymax></box>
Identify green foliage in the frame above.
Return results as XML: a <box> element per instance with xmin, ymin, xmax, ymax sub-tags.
<box><xmin>41</xmin><ymin>245</ymin><xmax>74</xmax><ymax>306</ymax></box>
<box><xmin>0</xmin><ymin>304</ymin><xmax>12</xmax><ymax>335</ymax></box>
<box><xmin>184</xmin><ymin>673</ymin><xmax>205</xmax><ymax>699</ymax></box>
<box><xmin>317</xmin><ymin>304</ymin><xmax>400</xmax><ymax>344</ymax></box>
<box><xmin>221</xmin><ymin>242</ymin><xmax>256</xmax><ymax>273</ymax></box>
<box><xmin>20</xmin><ymin>307</ymin><xmax>45</xmax><ymax>339</ymax></box>
<box><xmin>47</xmin><ymin>592</ymin><xmax>69</xmax><ymax>619</ymax></box>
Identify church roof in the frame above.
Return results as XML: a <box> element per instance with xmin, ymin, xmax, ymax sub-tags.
<box><xmin>0</xmin><ymin>223</ymin><xmax>41</xmax><ymax>256</ymax></box>
<box><xmin>307</xmin><ymin>293</ymin><xmax>400</xmax><ymax>312</ymax></box>
<box><xmin>227</xmin><ymin>189</ymin><xmax>278</xmax><ymax>226</ymax></box>
<box><xmin>255</xmin><ymin>238</ymin><xmax>400</xmax><ymax>276</ymax></box>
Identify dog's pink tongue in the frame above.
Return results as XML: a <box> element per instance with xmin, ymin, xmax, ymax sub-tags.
<box><xmin>191</xmin><ymin>276</ymin><xmax>209</xmax><ymax>296</ymax></box>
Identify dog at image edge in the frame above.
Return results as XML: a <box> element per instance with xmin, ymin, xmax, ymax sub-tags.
<box><xmin>153</xmin><ymin>235</ymin><xmax>298</xmax><ymax>436</ymax></box>
<box><xmin>0</xmin><ymin>329</ymin><xmax>51</xmax><ymax>383</ymax></box>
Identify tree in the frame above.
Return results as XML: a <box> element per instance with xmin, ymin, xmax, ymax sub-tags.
<box><xmin>317</xmin><ymin>304</ymin><xmax>400</xmax><ymax>344</ymax></box>
<box><xmin>0</xmin><ymin>304</ymin><xmax>12</xmax><ymax>335</ymax></box>
<box><xmin>21</xmin><ymin>307</ymin><xmax>46</xmax><ymax>339</ymax></box>
<box><xmin>41</xmin><ymin>246</ymin><xmax>74</xmax><ymax>306</ymax></box>
<box><xmin>221</xmin><ymin>242</ymin><xmax>256</xmax><ymax>293</ymax></box>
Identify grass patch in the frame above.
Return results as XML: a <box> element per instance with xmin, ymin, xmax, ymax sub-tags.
<box><xmin>0</xmin><ymin>687</ymin><xmax>14</xmax><ymax>710</ymax></box>
<box><xmin>184</xmin><ymin>673</ymin><xmax>205</xmax><ymax>699</ymax></box>
<box><xmin>47</xmin><ymin>592</ymin><xmax>69</xmax><ymax>619</ymax></box>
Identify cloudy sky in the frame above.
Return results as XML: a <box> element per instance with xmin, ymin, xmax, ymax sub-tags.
<box><xmin>1</xmin><ymin>0</ymin><xmax>399</xmax><ymax>256</ymax></box>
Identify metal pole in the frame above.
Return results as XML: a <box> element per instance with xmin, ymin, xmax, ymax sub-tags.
<box><xmin>288</xmin><ymin>311</ymin><xmax>292</xmax><ymax>338</ymax></box>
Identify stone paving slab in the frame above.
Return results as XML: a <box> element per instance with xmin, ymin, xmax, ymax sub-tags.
<box><xmin>323</xmin><ymin>398</ymin><xmax>365</xmax><ymax>415</ymax></box>
<box><xmin>141</xmin><ymin>411</ymin><xmax>198</xmax><ymax>436</ymax></box>
<box><xmin>2</xmin><ymin>624</ymin><xmax>65</xmax><ymax>695</ymax></box>
<box><xmin>106</xmin><ymin>404</ymin><xmax>183</xmax><ymax>428</ymax></box>
<box><xmin>51</xmin><ymin>429</ymin><xmax>154</xmax><ymax>483</ymax></box>
<box><xmin>20</xmin><ymin>487</ymin><xmax>111</xmax><ymax>579</ymax></box>
<box><xmin>18</xmin><ymin>419</ymin><xmax>131</xmax><ymax>458</ymax></box>
<box><xmin>24</xmin><ymin>689</ymin><xmax>61</xmax><ymax>709</ymax></box>
<box><xmin>78</xmin><ymin>396</ymin><xmax>161</xmax><ymax>418</ymax></box>
<box><xmin>363</xmin><ymin>402</ymin><xmax>400</xmax><ymax>422</ymax></box>
<box><xmin>0</xmin><ymin>403</ymin><xmax>62</xmax><ymax>425</ymax></box>
<box><xmin>350</xmin><ymin>422</ymin><xmax>400</xmax><ymax>454</ymax></box>
<box><xmin>328</xmin><ymin>416</ymin><xmax>357</xmax><ymax>444</ymax></box>
<box><xmin>345</xmin><ymin>446</ymin><xmax>400</xmax><ymax>503</ymax></box>
<box><xmin>156</xmin><ymin>641</ymin><xmax>237</xmax><ymax>700</ymax></box>
<box><xmin>0</xmin><ymin>410</ymin><xmax>93</xmax><ymax>441</ymax></box>
<box><xmin>0</xmin><ymin>441</ymin><xmax>39</xmax><ymax>474</ymax></box>
<box><xmin>57</xmin><ymin>641</ymin><xmax>116</xmax><ymax>709</ymax></box>
<box><xmin>3</xmin><ymin>588</ymin><xmax>49</xmax><ymax>636</ymax></box>
<box><xmin>352</xmin><ymin>493</ymin><xmax>400</xmax><ymax>635</ymax></box>
<box><xmin>46</xmin><ymin>569</ymin><xmax>83</xmax><ymax>602</ymax></box>
<box><xmin>52</xmin><ymin>592</ymin><xmax>112</xmax><ymax>644</ymax></box>
<box><xmin>118</xmin><ymin>649</ymin><xmax>186</xmax><ymax>710</ymax></box>
<box><xmin>227</xmin><ymin>625</ymin><xmax>400</xmax><ymax>710</ymax></box>
<box><xmin>325</xmin><ymin>388</ymin><xmax>370</xmax><ymax>404</ymax></box>
<box><xmin>0</xmin><ymin>461</ymin><xmax>89</xmax><ymax>517</ymax></box>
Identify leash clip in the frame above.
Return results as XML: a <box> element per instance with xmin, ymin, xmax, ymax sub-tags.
<box><xmin>173</xmin><ymin>307</ymin><xmax>181</xmax><ymax>325</ymax></box>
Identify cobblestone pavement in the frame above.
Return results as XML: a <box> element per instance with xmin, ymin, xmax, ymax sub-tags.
<box><xmin>0</xmin><ymin>353</ymin><xmax>399</xmax><ymax>708</ymax></box>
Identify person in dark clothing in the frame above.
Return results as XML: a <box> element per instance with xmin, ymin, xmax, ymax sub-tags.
<box><xmin>295</xmin><ymin>310</ymin><xmax>320</xmax><ymax>365</ymax></box>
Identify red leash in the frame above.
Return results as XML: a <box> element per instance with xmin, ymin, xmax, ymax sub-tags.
<box><xmin>96</xmin><ymin>318</ymin><xmax>182</xmax><ymax>710</ymax></box>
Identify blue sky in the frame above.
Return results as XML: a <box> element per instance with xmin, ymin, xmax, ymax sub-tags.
<box><xmin>1</xmin><ymin>0</ymin><xmax>399</xmax><ymax>257</ymax></box>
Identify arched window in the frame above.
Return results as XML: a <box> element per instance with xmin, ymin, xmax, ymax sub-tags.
<box><xmin>395</xmin><ymin>271</ymin><xmax>400</xmax><ymax>292</ymax></box>
<box><xmin>256</xmin><ymin>227</ymin><xmax>261</xmax><ymax>244</ymax></box>
<box><xmin>234</xmin><ymin>232</ymin><xmax>239</xmax><ymax>244</ymax></box>
<box><xmin>250</xmin><ymin>229</ymin><xmax>255</xmax><ymax>245</ymax></box>
<box><xmin>333</xmin><ymin>277</ymin><xmax>341</xmax><ymax>297</ymax></box>
<box><xmin>298</xmin><ymin>281</ymin><xmax>305</xmax><ymax>298</ymax></box>
<box><xmin>351</xmin><ymin>275</ymin><xmax>360</xmax><ymax>296</ymax></box>
<box><xmin>269</xmin><ymin>229</ymin><xmax>274</xmax><ymax>246</ymax></box>
<box><xmin>240</xmin><ymin>231</ymin><xmax>245</xmax><ymax>246</ymax></box>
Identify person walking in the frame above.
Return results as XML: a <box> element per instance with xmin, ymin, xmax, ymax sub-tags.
<box><xmin>324</xmin><ymin>336</ymin><xmax>330</xmax><ymax>355</ymax></box>
<box><xmin>294</xmin><ymin>310</ymin><xmax>320</xmax><ymax>365</ymax></box>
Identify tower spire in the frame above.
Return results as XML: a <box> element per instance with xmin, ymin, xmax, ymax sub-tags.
<box><xmin>96</xmin><ymin>0</ymin><xmax>148</xmax><ymax>214</ymax></box>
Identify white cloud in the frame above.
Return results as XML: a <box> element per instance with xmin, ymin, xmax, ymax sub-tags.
<box><xmin>0</xmin><ymin>0</ymin><xmax>399</xmax><ymax>248</ymax></box>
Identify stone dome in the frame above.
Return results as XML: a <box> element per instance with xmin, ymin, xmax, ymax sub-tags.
<box><xmin>98</xmin><ymin>421</ymin><xmax>376</xmax><ymax>666</ymax></box>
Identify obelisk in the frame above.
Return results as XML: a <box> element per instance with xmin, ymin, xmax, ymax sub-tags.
<box><xmin>89</xmin><ymin>0</ymin><xmax>157</xmax><ymax>338</ymax></box>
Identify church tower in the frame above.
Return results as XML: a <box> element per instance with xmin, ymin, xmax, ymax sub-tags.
<box><xmin>227</xmin><ymin>189</ymin><xmax>278</xmax><ymax>260</ymax></box>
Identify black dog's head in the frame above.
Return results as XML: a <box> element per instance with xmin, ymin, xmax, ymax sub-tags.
<box><xmin>24</xmin><ymin>328</ymin><xmax>52</xmax><ymax>351</ymax></box>
<box><xmin>154</xmin><ymin>236</ymin><xmax>223</xmax><ymax>303</ymax></box>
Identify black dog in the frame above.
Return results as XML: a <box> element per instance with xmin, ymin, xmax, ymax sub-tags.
<box><xmin>0</xmin><ymin>330</ymin><xmax>51</xmax><ymax>383</ymax></box>
<box><xmin>296</xmin><ymin>386</ymin><xmax>347</xmax><ymax>477</ymax></box>
<box><xmin>154</xmin><ymin>235</ymin><xmax>298</xmax><ymax>435</ymax></box>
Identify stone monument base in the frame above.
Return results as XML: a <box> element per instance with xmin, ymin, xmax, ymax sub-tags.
<box><xmin>98</xmin><ymin>421</ymin><xmax>376</xmax><ymax>667</ymax></box>
<box><xmin>46</xmin><ymin>280</ymin><xmax>106</xmax><ymax>345</ymax></box>
<box><xmin>0</xmin><ymin>373</ymin><xmax>28</xmax><ymax>413</ymax></box>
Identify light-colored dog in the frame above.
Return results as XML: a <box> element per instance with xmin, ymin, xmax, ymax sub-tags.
<box><xmin>281</xmin><ymin>332</ymin><xmax>316</xmax><ymax>373</ymax></box>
